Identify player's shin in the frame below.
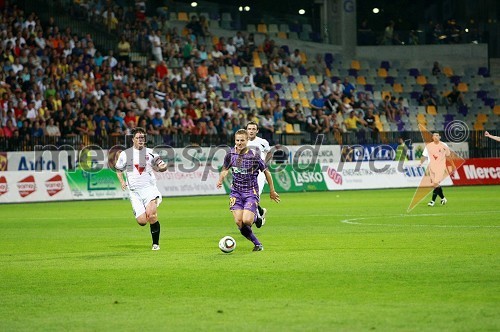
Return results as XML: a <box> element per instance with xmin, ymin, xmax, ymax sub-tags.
<box><xmin>239</xmin><ymin>224</ymin><xmax>261</xmax><ymax>246</ymax></box>
<box><xmin>432</xmin><ymin>188</ymin><xmax>438</xmax><ymax>202</ymax></box>
<box><xmin>150</xmin><ymin>221</ymin><xmax>161</xmax><ymax>245</ymax></box>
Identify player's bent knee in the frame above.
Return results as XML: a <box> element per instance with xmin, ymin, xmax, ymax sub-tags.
<box><xmin>148</xmin><ymin>213</ymin><xmax>158</xmax><ymax>223</ymax></box>
<box><xmin>136</xmin><ymin>215</ymin><xmax>148</xmax><ymax>226</ymax></box>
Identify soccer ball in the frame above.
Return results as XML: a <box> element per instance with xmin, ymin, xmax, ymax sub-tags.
<box><xmin>219</xmin><ymin>236</ymin><xmax>236</xmax><ymax>253</ymax></box>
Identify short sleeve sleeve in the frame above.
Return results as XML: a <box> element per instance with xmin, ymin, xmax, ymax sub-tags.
<box><xmin>223</xmin><ymin>151</ymin><xmax>232</xmax><ymax>169</ymax></box>
<box><xmin>115</xmin><ymin>150</ymin><xmax>127</xmax><ymax>171</ymax></box>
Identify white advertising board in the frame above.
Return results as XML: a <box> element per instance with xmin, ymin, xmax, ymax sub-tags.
<box><xmin>0</xmin><ymin>171</ymin><xmax>73</xmax><ymax>203</ymax></box>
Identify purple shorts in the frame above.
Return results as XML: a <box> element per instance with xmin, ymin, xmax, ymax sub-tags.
<box><xmin>229</xmin><ymin>190</ymin><xmax>259</xmax><ymax>215</ymax></box>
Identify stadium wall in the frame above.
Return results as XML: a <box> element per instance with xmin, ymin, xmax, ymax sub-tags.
<box><xmin>2</xmin><ymin>146</ymin><xmax>499</xmax><ymax>204</ymax></box>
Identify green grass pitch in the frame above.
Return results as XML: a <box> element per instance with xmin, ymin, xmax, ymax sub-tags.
<box><xmin>1</xmin><ymin>186</ymin><xmax>499</xmax><ymax>331</ymax></box>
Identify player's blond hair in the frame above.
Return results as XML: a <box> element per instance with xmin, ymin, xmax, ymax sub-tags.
<box><xmin>235</xmin><ymin>129</ymin><xmax>248</xmax><ymax>137</ymax></box>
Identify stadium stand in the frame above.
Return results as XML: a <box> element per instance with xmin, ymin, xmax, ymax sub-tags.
<box><xmin>0</xmin><ymin>1</ymin><xmax>498</xmax><ymax>153</ymax></box>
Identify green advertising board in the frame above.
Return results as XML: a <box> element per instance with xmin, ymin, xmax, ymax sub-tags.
<box><xmin>221</xmin><ymin>164</ymin><xmax>327</xmax><ymax>194</ymax></box>
<box><xmin>65</xmin><ymin>169</ymin><xmax>127</xmax><ymax>200</ymax></box>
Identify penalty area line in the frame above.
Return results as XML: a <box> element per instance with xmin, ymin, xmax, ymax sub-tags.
<box><xmin>340</xmin><ymin>212</ymin><xmax>500</xmax><ymax>228</ymax></box>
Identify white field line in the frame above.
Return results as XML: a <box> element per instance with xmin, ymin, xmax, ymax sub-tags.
<box><xmin>340</xmin><ymin>211</ymin><xmax>500</xmax><ymax>228</ymax></box>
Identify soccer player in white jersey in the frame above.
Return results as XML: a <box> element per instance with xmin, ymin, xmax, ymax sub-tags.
<box><xmin>245</xmin><ymin>121</ymin><xmax>272</xmax><ymax>228</ymax></box>
<box><xmin>419</xmin><ymin>132</ymin><xmax>451</xmax><ymax>207</ymax></box>
<box><xmin>115</xmin><ymin>127</ymin><xmax>167</xmax><ymax>250</ymax></box>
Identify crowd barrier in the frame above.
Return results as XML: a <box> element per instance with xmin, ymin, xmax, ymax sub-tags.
<box><xmin>1</xmin><ymin>144</ymin><xmax>498</xmax><ymax>204</ymax></box>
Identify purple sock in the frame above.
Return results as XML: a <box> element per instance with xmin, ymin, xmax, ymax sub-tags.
<box><xmin>239</xmin><ymin>225</ymin><xmax>261</xmax><ymax>246</ymax></box>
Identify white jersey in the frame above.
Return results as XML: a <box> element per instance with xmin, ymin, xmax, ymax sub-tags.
<box><xmin>115</xmin><ymin>147</ymin><xmax>159</xmax><ymax>191</ymax></box>
<box><xmin>422</xmin><ymin>141</ymin><xmax>450</xmax><ymax>163</ymax></box>
<box><xmin>247</xmin><ymin>136</ymin><xmax>271</xmax><ymax>161</ymax></box>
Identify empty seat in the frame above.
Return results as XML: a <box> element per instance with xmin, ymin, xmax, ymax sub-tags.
<box><xmin>257</xmin><ymin>24</ymin><xmax>268</xmax><ymax>33</ymax></box>
<box><xmin>178</xmin><ymin>12</ymin><xmax>189</xmax><ymax>21</ymax></box>
<box><xmin>277</xmin><ymin>32</ymin><xmax>287</xmax><ymax>39</ymax></box>
<box><xmin>351</xmin><ymin>60</ymin><xmax>361</xmax><ymax>70</ymax></box>
<box><xmin>443</xmin><ymin>67</ymin><xmax>454</xmax><ymax>77</ymax></box>
<box><xmin>279</xmin><ymin>24</ymin><xmax>290</xmax><ymax>33</ymax></box>
<box><xmin>427</xmin><ymin>105</ymin><xmax>437</xmax><ymax>115</ymax></box>
<box><xmin>377</xmin><ymin>68</ymin><xmax>388</xmax><ymax>78</ymax></box>
<box><xmin>268</xmin><ymin>24</ymin><xmax>279</xmax><ymax>33</ymax></box>
<box><xmin>457</xmin><ymin>82</ymin><xmax>469</xmax><ymax>92</ymax></box>
<box><xmin>416</xmin><ymin>75</ymin><xmax>427</xmax><ymax>85</ymax></box>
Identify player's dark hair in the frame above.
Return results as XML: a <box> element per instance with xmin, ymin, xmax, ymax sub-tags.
<box><xmin>132</xmin><ymin>127</ymin><xmax>146</xmax><ymax>137</ymax></box>
<box><xmin>245</xmin><ymin>121</ymin><xmax>259</xmax><ymax>130</ymax></box>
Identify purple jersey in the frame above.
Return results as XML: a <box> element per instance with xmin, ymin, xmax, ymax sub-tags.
<box><xmin>223</xmin><ymin>147</ymin><xmax>267</xmax><ymax>194</ymax></box>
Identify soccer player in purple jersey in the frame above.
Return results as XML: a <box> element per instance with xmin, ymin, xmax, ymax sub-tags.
<box><xmin>217</xmin><ymin>129</ymin><xmax>280</xmax><ymax>251</ymax></box>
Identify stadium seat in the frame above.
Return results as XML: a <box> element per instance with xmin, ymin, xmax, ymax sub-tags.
<box><xmin>477</xmin><ymin>113</ymin><xmax>488</xmax><ymax>123</ymax></box>
<box><xmin>277</xmin><ymin>32</ymin><xmax>287</xmax><ymax>39</ymax></box>
<box><xmin>348</xmin><ymin>68</ymin><xmax>358</xmax><ymax>77</ymax></box>
<box><xmin>478</xmin><ymin>67</ymin><xmax>490</xmax><ymax>77</ymax></box>
<box><xmin>377</xmin><ymin>68</ymin><xmax>388</xmax><ymax>78</ymax></box>
<box><xmin>408</xmin><ymin>68</ymin><xmax>420</xmax><ymax>77</ymax></box>
<box><xmin>301</xmin><ymin>98</ymin><xmax>310</xmax><ymax>108</ymax></box>
<box><xmin>416</xmin><ymin>75</ymin><xmax>427</xmax><ymax>85</ymax></box>
<box><xmin>380</xmin><ymin>61</ymin><xmax>390</xmax><ymax>70</ymax></box>
<box><xmin>426</xmin><ymin>105</ymin><xmax>437</xmax><ymax>115</ymax></box>
<box><xmin>457</xmin><ymin>82</ymin><xmax>469</xmax><ymax>92</ymax></box>
<box><xmin>302</xmin><ymin>24</ymin><xmax>313</xmax><ymax>33</ymax></box>
<box><xmin>257</xmin><ymin>24</ymin><xmax>268</xmax><ymax>33</ymax></box>
<box><xmin>473</xmin><ymin>122</ymin><xmax>485</xmax><ymax>130</ymax></box>
<box><xmin>300</xmin><ymin>52</ymin><xmax>308</xmax><ymax>64</ymax></box>
<box><xmin>443</xmin><ymin>66</ymin><xmax>454</xmax><ymax>77</ymax></box>
<box><xmin>417</xmin><ymin>113</ymin><xmax>427</xmax><ymax>124</ymax></box>
<box><xmin>351</xmin><ymin>60</ymin><xmax>361</xmax><ymax>70</ymax></box>
<box><xmin>393</xmin><ymin>83</ymin><xmax>404</xmax><ymax>93</ymax></box>
<box><xmin>285</xmin><ymin>123</ymin><xmax>295</xmax><ymax>133</ymax></box>
<box><xmin>279</xmin><ymin>24</ymin><xmax>290</xmax><ymax>33</ymax></box>
<box><xmin>222</xmin><ymin>12</ymin><xmax>232</xmax><ymax>21</ymax></box>
<box><xmin>233</xmin><ymin>66</ymin><xmax>242</xmax><ymax>76</ymax></box>
<box><xmin>269</xmin><ymin>24</ymin><xmax>279</xmax><ymax>33</ymax></box>
<box><xmin>178</xmin><ymin>12</ymin><xmax>189</xmax><ymax>21</ymax></box>
<box><xmin>382</xmin><ymin>91</ymin><xmax>391</xmax><ymax>99</ymax></box>
<box><xmin>356</xmin><ymin>76</ymin><xmax>366</xmax><ymax>85</ymax></box>
<box><xmin>385</xmin><ymin>76</ymin><xmax>395</xmax><ymax>85</ymax></box>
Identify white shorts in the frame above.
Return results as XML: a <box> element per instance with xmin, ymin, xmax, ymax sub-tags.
<box><xmin>129</xmin><ymin>186</ymin><xmax>163</xmax><ymax>218</ymax></box>
<box><xmin>257</xmin><ymin>172</ymin><xmax>266</xmax><ymax>196</ymax></box>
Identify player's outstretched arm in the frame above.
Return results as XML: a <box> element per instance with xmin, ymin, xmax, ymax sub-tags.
<box><xmin>485</xmin><ymin>131</ymin><xmax>500</xmax><ymax>142</ymax></box>
<box><xmin>217</xmin><ymin>168</ymin><xmax>229</xmax><ymax>189</ymax></box>
<box><xmin>116</xmin><ymin>170</ymin><xmax>127</xmax><ymax>190</ymax></box>
<box><xmin>264</xmin><ymin>169</ymin><xmax>280</xmax><ymax>203</ymax></box>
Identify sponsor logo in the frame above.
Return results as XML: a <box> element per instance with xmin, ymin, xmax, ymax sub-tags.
<box><xmin>275</xmin><ymin>170</ymin><xmax>292</xmax><ymax>191</ymax></box>
<box><xmin>291</xmin><ymin>171</ymin><xmax>324</xmax><ymax>186</ymax></box>
<box><xmin>17</xmin><ymin>175</ymin><xmax>36</xmax><ymax>197</ymax></box>
<box><xmin>463</xmin><ymin>165</ymin><xmax>500</xmax><ymax>179</ymax></box>
<box><xmin>134</xmin><ymin>164</ymin><xmax>146</xmax><ymax>174</ymax></box>
<box><xmin>327</xmin><ymin>167</ymin><xmax>343</xmax><ymax>185</ymax></box>
<box><xmin>0</xmin><ymin>176</ymin><xmax>7</xmax><ymax>195</ymax></box>
<box><xmin>403</xmin><ymin>166</ymin><xmax>426</xmax><ymax>178</ymax></box>
<box><xmin>0</xmin><ymin>153</ymin><xmax>7</xmax><ymax>171</ymax></box>
<box><xmin>45</xmin><ymin>174</ymin><xmax>64</xmax><ymax>196</ymax></box>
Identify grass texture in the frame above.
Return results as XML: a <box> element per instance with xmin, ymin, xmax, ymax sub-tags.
<box><xmin>1</xmin><ymin>186</ymin><xmax>499</xmax><ymax>331</ymax></box>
